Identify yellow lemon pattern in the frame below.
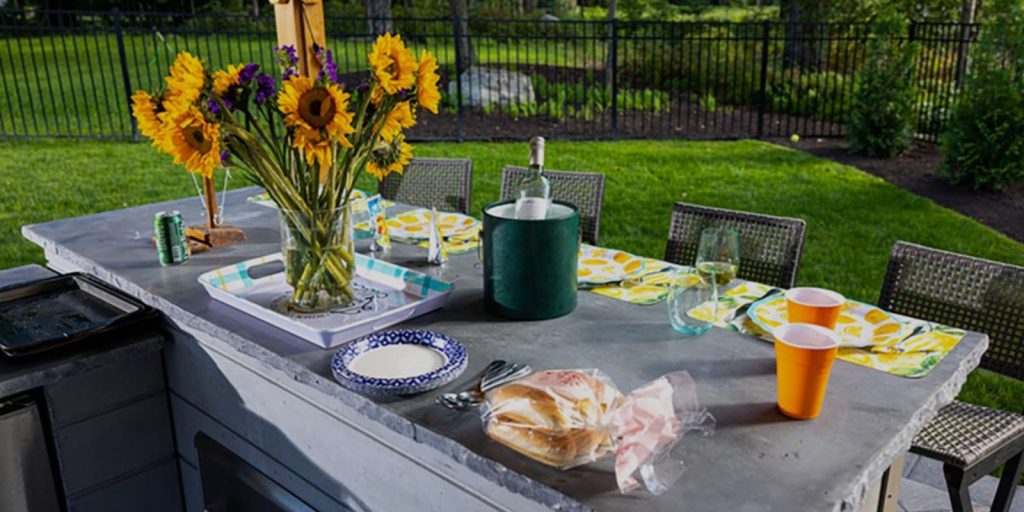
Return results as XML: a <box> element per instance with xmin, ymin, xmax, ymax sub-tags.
<box><xmin>747</xmin><ymin>297</ymin><xmax>903</xmax><ymax>349</ymax></box>
<box><xmin>577</xmin><ymin>245</ymin><xmax>647</xmax><ymax>285</ymax></box>
<box><xmin>386</xmin><ymin>209</ymin><xmax>480</xmax><ymax>241</ymax></box>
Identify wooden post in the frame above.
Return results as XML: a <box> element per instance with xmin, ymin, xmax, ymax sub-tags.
<box><xmin>272</xmin><ymin>0</ymin><xmax>327</xmax><ymax>79</ymax></box>
<box><xmin>203</xmin><ymin>176</ymin><xmax>218</xmax><ymax>230</ymax></box>
<box><xmin>180</xmin><ymin>0</ymin><xmax>328</xmax><ymax>253</ymax></box>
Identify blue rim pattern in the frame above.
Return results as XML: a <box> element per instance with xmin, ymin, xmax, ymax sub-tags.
<box><xmin>331</xmin><ymin>329</ymin><xmax>468</xmax><ymax>396</ymax></box>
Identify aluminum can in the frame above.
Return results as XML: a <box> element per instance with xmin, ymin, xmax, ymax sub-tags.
<box><xmin>154</xmin><ymin>211</ymin><xmax>188</xmax><ymax>265</ymax></box>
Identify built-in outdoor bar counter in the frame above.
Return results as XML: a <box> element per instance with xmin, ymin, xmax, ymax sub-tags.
<box><xmin>22</xmin><ymin>188</ymin><xmax>988</xmax><ymax>512</ymax></box>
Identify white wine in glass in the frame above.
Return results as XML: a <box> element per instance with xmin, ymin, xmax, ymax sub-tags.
<box><xmin>696</xmin><ymin>261</ymin><xmax>738</xmax><ymax>286</ymax></box>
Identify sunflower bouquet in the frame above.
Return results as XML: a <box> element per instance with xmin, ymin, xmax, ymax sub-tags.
<box><xmin>132</xmin><ymin>34</ymin><xmax>441</xmax><ymax>312</ymax></box>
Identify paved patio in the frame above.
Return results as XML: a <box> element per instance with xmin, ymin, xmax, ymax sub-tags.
<box><xmin>900</xmin><ymin>454</ymin><xmax>1024</xmax><ymax>512</ymax></box>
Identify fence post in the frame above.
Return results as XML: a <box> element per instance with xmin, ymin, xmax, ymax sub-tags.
<box><xmin>609</xmin><ymin>18</ymin><xmax>618</xmax><ymax>140</ymax></box>
<box><xmin>756</xmin><ymin>20</ymin><xmax>770</xmax><ymax>139</ymax></box>
<box><xmin>450</xmin><ymin>13</ymin><xmax>465</xmax><ymax>142</ymax></box>
<box><xmin>112</xmin><ymin>8</ymin><xmax>137</xmax><ymax>140</ymax></box>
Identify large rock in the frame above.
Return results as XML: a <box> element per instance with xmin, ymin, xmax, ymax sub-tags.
<box><xmin>447</xmin><ymin>67</ymin><xmax>535</xmax><ymax>107</ymax></box>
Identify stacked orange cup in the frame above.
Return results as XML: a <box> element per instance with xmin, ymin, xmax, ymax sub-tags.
<box><xmin>773</xmin><ymin>287</ymin><xmax>846</xmax><ymax>420</ymax></box>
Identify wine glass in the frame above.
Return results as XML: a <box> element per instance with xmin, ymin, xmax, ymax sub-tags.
<box><xmin>695</xmin><ymin>227</ymin><xmax>740</xmax><ymax>322</ymax></box>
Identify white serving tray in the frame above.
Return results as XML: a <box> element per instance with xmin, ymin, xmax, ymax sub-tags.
<box><xmin>198</xmin><ymin>253</ymin><xmax>453</xmax><ymax>349</ymax></box>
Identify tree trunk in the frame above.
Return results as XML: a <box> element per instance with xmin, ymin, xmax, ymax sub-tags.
<box><xmin>451</xmin><ymin>0</ymin><xmax>474</xmax><ymax>75</ymax></box>
<box><xmin>604</xmin><ymin>0</ymin><xmax>617</xmax><ymax>88</ymax></box>
<box><xmin>523</xmin><ymin>0</ymin><xmax>537</xmax><ymax>14</ymax></box>
<box><xmin>780</xmin><ymin>0</ymin><xmax>826</xmax><ymax>70</ymax></box>
<box><xmin>252</xmin><ymin>0</ymin><xmax>260</xmax><ymax>17</ymax></box>
<box><xmin>366</xmin><ymin>0</ymin><xmax>394</xmax><ymax>35</ymax></box>
<box><xmin>955</xmin><ymin>0</ymin><xmax>977</xmax><ymax>85</ymax></box>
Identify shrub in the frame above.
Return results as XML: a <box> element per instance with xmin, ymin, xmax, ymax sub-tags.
<box><xmin>846</xmin><ymin>14</ymin><xmax>918</xmax><ymax>157</ymax></box>
<box><xmin>939</xmin><ymin>1</ymin><xmax>1024</xmax><ymax>190</ymax></box>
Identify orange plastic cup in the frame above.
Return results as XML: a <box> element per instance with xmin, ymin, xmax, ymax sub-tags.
<box><xmin>773</xmin><ymin>323</ymin><xmax>840</xmax><ymax>420</ymax></box>
<box><xmin>785</xmin><ymin>287</ymin><xmax>846</xmax><ymax>330</ymax></box>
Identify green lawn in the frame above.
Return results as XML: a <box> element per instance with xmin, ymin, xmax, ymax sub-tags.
<box><xmin>2</xmin><ymin>138</ymin><xmax>1023</xmax><ymax>412</ymax></box>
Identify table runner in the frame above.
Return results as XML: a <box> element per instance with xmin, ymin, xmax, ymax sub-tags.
<box><xmin>584</xmin><ymin>247</ymin><xmax>967</xmax><ymax>378</ymax></box>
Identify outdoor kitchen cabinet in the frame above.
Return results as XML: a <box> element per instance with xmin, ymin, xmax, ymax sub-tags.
<box><xmin>163</xmin><ymin>324</ymin><xmax>548</xmax><ymax>512</ymax></box>
<box><xmin>0</xmin><ymin>265</ymin><xmax>181</xmax><ymax>512</ymax></box>
<box><xmin>46</xmin><ymin>350</ymin><xmax>180</xmax><ymax>512</ymax></box>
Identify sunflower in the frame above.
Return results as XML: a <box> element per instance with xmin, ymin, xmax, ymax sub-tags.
<box><xmin>164</xmin><ymin>52</ymin><xmax>205</xmax><ymax>114</ymax></box>
<box><xmin>131</xmin><ymin>91</ymin><xmax>164</xmax><ymax>142</ymax></box>
<box><xmin>292</xmin><ymin>127</ymin><xmax>336</xmax><ymax>180</ymax></box>
<box><xmin>278</xmin><ymin>76</ymin><xmax>354</xmax><ymax>173</ymax></box>
<box><xmin>167</xmin><ymin>107</ymin><xmax>222</xmax><ymax>178</ymax></box>
<box><xmin>368</xmin><ymin>33</ymin><xmax>417</xmax><ymax>95</ymax></box>
<box><xmin>416</xmin><ymin>50</ymin><xmax>441</xmax><ymax>114</ymax></box>
<box><xmin>212</xmin><ymin>64</ymin><xmax>244</xmax><ymax>96</ymax></box>
<box><xmin>367</xmin><ymin>134</ymin><xmax>413</xmax><ymax>180</ymax></box>
<box><xmin>377</xmin><ymin>101</ymin><xmax>416</xmax><ymax>141</ymax></box>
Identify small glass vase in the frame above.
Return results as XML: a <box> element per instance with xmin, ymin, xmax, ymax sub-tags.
<box><xmin>278</xmin><ymin>203</ymin><xmax>357</xmax><ymax>313</ymax></box>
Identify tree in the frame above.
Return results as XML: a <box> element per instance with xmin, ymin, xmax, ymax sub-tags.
<box><xmin>450</xmin><ymin>0</ymin><xmax>474</xmax><ymax>75</ymax></box>
<box><xmin>605</xmin><ymin>0</ymin><xmax>617</xmax><ymax>88</ymax></box>
<box><xmin>366</xmin><ymin>0</ymin><xmax>393</xmax><ymax>35</ymax></box>
<box><xmin>939</xmin><ymin>0</ymin><xmax>1024</xmax><ymax>190</ymax></box>
<box><xmin>780</xmin><ymin>0</ymin><xmax>830</xmax><ymax>70</ymax></box>
<box><xmin>846</xmin><ymin>14</ymin><xmax>919</xmax><ymax>157</ymax></box>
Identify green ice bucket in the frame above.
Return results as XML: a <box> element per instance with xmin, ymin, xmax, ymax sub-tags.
<box><xmin>483</xmin><ymin>200</ymin><xmax>579</xmax><ymax>320</ymax></box>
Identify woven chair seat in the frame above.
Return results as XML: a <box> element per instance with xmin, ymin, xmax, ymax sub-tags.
<box><xmin>912</xmin><ymin>400</ymin><xmax>1024</xmax><ymax>468</ymax></box>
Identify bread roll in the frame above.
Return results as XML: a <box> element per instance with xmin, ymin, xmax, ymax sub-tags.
<box><xmin>486</xmin><ymin>421</ymin><xmax>612</xmax><ymax>469</ymax></box>
<box><xmin>484</xmin><ymin>370</ymin><xmax>623</xmax><ymax>468</ymax></box>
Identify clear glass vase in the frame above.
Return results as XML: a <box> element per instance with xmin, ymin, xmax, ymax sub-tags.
<box><xmin>278</xmin><ymin>203</ymin><xmax>357</xmax><ymax>313</ymax></box>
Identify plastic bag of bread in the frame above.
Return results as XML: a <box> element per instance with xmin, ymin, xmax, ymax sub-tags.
<box><xmin>482</xmin><ymin>369</ymin><xmax>715</xmax><ymax>495</ymax></box>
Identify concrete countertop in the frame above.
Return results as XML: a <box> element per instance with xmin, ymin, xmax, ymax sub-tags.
<box><xmin>22</xmin><ymin>188</ymin><xmax>988</xmax><ymax>512</ymax></box>
<box><xmin>0</xmin><ymin>265</ymin><xmax>164</xmax><ymax>399</ymax></box>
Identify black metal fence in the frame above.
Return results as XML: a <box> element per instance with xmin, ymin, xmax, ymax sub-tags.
<box><xmin>0</xmin><ymin>9</ymin><xmax>978</xmax><ymax>142</ymax></box>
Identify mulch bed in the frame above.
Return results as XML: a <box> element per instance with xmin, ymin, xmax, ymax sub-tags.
<box><xmin>776</xmin><ymin>138</ymin><xmax>1024</xmax><ymax>244</ymax></box>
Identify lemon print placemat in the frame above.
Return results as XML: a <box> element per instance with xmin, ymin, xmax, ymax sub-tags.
<box><xmin>387</xmin><ymin>209</ymin><xmax>480</xmax><ymax>241</ymax></box>
<box><xmin>386</xmin><ymin>209</ymin><xmax>481</xmax><ymax>255</ymax></box>
<box><xmin>738</xmin><ymin>297</ymin><xmax>967</xmax><ymax>378</ymax></box>
<box><xmin>578</xmin><ymin>245</ymin><xmax>647</xmax><ymax>286</ymax></box>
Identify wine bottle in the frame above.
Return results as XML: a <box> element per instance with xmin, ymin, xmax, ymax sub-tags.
<box><xmin>514</xmin><ymin>136</ymin><xmax>552</xmax><ymax>220</ymax></box>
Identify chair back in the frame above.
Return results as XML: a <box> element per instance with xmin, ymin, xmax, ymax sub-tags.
<box><xmin>378</xmin><ymin>158</ymin><xmax>472</xmax><ymax>214</ymax></box>
<box><xmin>500</xmin><ymin>166</ymin><xmax>605</xmax><ymax>245</ymax></box>
<box><xmin>879</xmin><ymin>241</ymin><xmax>1024</xmax><ymax>381</ymax></box>
<box><xmin>664</xmin><ymin>202</ymin><xmax>806</xmax><ymax>289</ymax></box>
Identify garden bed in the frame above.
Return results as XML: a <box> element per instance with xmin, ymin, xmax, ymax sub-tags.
<box><xmin>408</xmin><ymin>94</ymin><xmax>843</xmax><ymax>141</ymax></box>
<box><xmin>780</xmin><ymin>138</ymin><xmax>1024</xmax><ymax>244</ymax></box>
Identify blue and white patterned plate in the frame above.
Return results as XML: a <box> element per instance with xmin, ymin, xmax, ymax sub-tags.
<box><xmin>331</xmin><ymin>330</ymin><xmax>468</xmax><ymax>396</ymax></box>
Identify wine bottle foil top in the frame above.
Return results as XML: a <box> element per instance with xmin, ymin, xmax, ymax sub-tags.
<box><xmin>529</xmin><ymin>136</ymin><xmax>545</xmax><ymax>167</ymax></box>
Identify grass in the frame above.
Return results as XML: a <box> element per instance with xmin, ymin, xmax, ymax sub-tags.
<box><xmin>0</xmin><ymin>32</ymin><xmax>605</xmax><ymax>137</ymax></box>
<box><xmin>2</xmin><ymin>138</ymin><xmax>1023</xmax><ymax>413</ymax></box>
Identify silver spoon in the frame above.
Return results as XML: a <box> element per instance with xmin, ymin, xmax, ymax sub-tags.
<box><xmin>439</xmin><ymin>363</ymin><xmax>532</xmax><ymax>410</ymax></box>
<box><xmin>436</xmin><ymin>360</ymin><xmax>508</xmax><ymax>409</ymax></box>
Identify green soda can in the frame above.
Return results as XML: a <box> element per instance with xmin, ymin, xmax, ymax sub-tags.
<box><xmin>154</xmin><ymin>211</ymin><xmax>189</xmax><ymax>265</ymax></box>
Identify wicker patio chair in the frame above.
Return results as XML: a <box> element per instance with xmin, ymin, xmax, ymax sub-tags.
<box><xmin>879</xmin><ymin>241</ymin><xmax>1024</xmax><ymax>512</ymax></box>
<box><xmin>663</xmin><ymin>203</ymin><xmax>806</xmax><ymax>289</ymax></box>
<box><xmin>378</xmin><ymin>158</ymin><xmax>472</xmax><ymax>214</ymax></box>
<box><xmin>500</xmin><ymin>166</ymin><xmax>605</xmax><ymax>245</ymax></box>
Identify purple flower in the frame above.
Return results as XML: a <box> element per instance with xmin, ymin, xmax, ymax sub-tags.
<box><xmin>220</xmin><ymin>150</ymin><xmax>230</xmax><ymax>163</ymax></box>
<box><xmin>282</xmin><ymin>68</ymin><xmax>298</xmax><ymax>81</ymax></box>
<box><xmin>315</xmin><ymin>46</ymin><xmax>339</xmax><ymax>83</ymax></box>
<box><xmin>398</xmin><ymin>89</ymin><xmax>407</xmax><ymax>99</ymax></box>
<box><xmin>254</xmin><ymin>73</ymin><xmax>277</xmax><ymax>105</ymax></box>
<box><xmin>207</xmin><ymin>98</ymin><xmax>233</xmax><ymax>113</ymax></box>
<box><xmin>239</xmin><ymin>63</ymin><xmax>259</xmax><ymax>84</ymax></box>
<box><xmin>273</xmin><ymin>44</ymin><xmax>299</xmax><ymax>65</ymax></box>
